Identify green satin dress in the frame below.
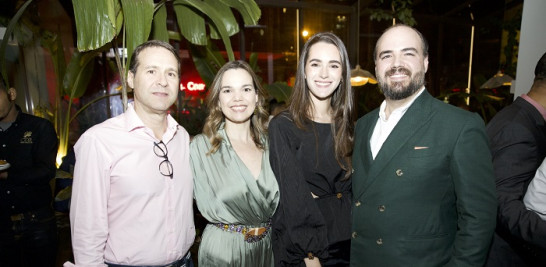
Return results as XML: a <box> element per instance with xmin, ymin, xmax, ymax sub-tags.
<box><xmin>190</xmin><ymin>127</ymin><xmax>279</xmax><ymax>267</ymax></box>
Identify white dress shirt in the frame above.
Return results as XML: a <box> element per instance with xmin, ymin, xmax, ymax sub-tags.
<box><xmin>524</xmin><ymin>157</ymin><xmax>546</xmax><ymax>220</ymax></box>
<box><xmin>370</xmin><ymin>88</ymin><xmax>426</xmax><ymax>159</ymax></box>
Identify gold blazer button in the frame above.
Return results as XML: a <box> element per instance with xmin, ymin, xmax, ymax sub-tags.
<box><xmin>395</xmin><ymin>169</ymin><xmax>404</xmax><ymax>176</ymax></box>
<box><xmin>355</xmin><ymin>201</ymin><xmax>361</xmax><ymax>207</ymax></box>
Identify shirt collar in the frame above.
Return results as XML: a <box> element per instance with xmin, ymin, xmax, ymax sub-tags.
<box><xmin>124</xmin><ymin>102</ymin><xmax>179</xmax><ymax>141</ymax></box>
<box><xmin>378</xmin><ymin>87</ymin><xmax>426</xmax><ymax>121</ymax></box>
<box><xmin>124</xmin><ymin>102</ymin><xmax>145</xmax><ymax>132</ymax></box>
<box><xmin>521</xmin><ymin>94</ymin><xmax>546</xmax><ymax>121</ymax></box>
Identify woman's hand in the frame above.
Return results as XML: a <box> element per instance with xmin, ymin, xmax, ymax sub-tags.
<box><xmin>304</xmin><ymin>257</ymin><xmax>322</xmax><ymax>267</ymax></box>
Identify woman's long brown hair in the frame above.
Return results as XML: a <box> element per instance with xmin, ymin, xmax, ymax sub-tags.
<box><xmin>202</xmin><ymin>60</ymin><xmax>269</xmax><ymax>155</ymax></box>
<box><xmin>287</xmin><ymin>32</ymin><xmax>355</xmax><ymax>179</ymax></box>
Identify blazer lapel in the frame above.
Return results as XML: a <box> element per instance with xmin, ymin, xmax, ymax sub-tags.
<box><xmin>352</xmin><ymin>112</ymin><xmax>377</xmax><ymax>198</ymax></box>
<box><xmin>361</xmin><ymin>90</ymin><xmax>435</xmax><ymax>193</ymax></box>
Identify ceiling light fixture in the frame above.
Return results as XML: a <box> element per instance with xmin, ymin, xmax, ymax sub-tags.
<box><xmin>350</xmin><ymin>0</ymin><xmax>377</xmax><ymax>87</ymax></box>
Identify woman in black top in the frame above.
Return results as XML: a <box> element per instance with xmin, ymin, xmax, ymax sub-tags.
<box><xmin>269</xmin><ymin>32</ymin><xmax>355</xmax><ymax>266</ymax></box>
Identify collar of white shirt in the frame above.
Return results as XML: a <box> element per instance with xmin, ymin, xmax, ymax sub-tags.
<box><xmin>370</xmin><ymin>87</ymin><xmax>426</xmax><ymax>159</ymax></box>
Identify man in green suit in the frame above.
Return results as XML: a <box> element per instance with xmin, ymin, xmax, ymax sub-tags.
<box><xmin>350</xmin><ymin>24</ymin><xmax>497</xmax><ymax>266</ymax></box>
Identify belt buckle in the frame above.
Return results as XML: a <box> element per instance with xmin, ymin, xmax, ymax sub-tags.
<box><xmin>10</xmin><ymin>213</ymin><xmax>24</xmax><ymax>221</ymax></box>
<box><xmin>244</xmin><ymin>227</ymin><xmax>266</xmax><ymax>241</ymax></box>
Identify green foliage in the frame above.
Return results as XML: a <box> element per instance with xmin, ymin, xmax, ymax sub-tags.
<box><xmin>369</xmin><ymin>0</ymin><xmax>416</xmax><ymax>26</ymax></box>
<box><xmin>0</xmin><ymin>0</ymin><xmax>33</xmax><ymax>87</ymax></box>
<box><xmin>120</xmin><ymin>0</ymin><xmax>155</xmax><ymax>72</ymax></box>
<box><xmin>63</xmin><ymin>52</ymin><xmax>98</xmax><ymax>99</ymax></box>
<box><xmin>189</xmin><ymin>41</ymin><xmax>227</xmax><ymax>87</ymax></box>
<box><xmin>72</xmin><ymin>0</ymin><xmax>261</xmax><ymax>67</ymax></box>
<box><xmin>1</xmin><ymin>0</ymin><xmax>108</xmax><ymax>164</ymax></box>
<box><xmin>71</xmin><ymin>0</ymin><xmax>262</xmax><ymax>110</ymax></box>
<box><xmin>152</xmin><ymin>3</ymin><xmax>169</xmax><ymax>42</ymax></box>
<box><xmin>265</xmin><ymin>82</ymin><xmax>292</xmax><ymax>104</ymax></box>
<box><xmin>2</xmin><ymin>0</ymin><xmax>262</xmax><ymax>160</ymax></box>
<box><xmin>71</xmin><ymin>0</ymin><xmax>122</xmax><ymax>51</ymax></box>
<box><xmin>501</xmin><ymin>11</ymin><xmax>522</xmax><ymax>76</ymax></box>
<box><xmin>178</xmin><ymin>90</ymin><xmax>208</xmax><ymax>136</ymax></box>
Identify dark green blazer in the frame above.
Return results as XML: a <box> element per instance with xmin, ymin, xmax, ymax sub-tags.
<box><xmin>350</xmin><ymin>90</ymin><xmax>497</xmax><ymax>267</ymax></box>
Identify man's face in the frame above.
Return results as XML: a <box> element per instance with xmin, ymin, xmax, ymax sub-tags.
<box><xmin>127</xmin><ymin>46</ymin><xmax>180</xmax><ymax>115</ymax></box>
<box><xmin>0</xmin><ymin>89</ymin><xmax>14</xmax><ymax>122</ymax></box>
<box><xmin>375</xmin><ymin>26</ymin><xmax>429</xmax><ymax>100</ymax></box>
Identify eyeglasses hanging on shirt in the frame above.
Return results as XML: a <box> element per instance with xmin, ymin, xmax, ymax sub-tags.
<box><xmin>153</xmin><ymin>141</ymin><xmax>174</xmax><ymax>179</ymax></box>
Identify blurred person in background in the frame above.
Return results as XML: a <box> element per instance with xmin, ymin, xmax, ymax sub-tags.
<box><xmin>0</xmin><ymin>77</ymin><xmax>59</xmax><ymax>267</ymax></box>
<box><xmin>486</xmin><ymin>51</ymin><xmax>546</xmax><ymax>267</ymax></box>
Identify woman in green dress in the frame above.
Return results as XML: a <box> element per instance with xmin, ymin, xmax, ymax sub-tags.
<box><xmin>190</xmin><ymin>60</ymin><xmax>280</xmax><ymax>266</ymax></box>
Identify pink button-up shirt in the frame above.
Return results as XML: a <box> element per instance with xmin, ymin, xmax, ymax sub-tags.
<box><xmin>521</xmin><ymin>94</ymin><xmax>546</xmax><ymax>121</ymax></box>
<box><xmin>66</xmin><ymin>104</ymin><xmax>195</xmax><ymax>267</ymax></box>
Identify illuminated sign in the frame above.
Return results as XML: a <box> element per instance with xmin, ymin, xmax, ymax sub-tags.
<box><xmin>180</xmin><ymin>81</ymin><xmax>206</xmax><ymax>91</ymax></box>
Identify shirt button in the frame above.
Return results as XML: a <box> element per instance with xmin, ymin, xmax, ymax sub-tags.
<box><xmin>355</xmin><ymin>201</ymin><xmax>361</xmax><ymax>207</ymax></box>
<box><xmin>11</xmin><ymin>205</ymin><xmax>15</xmax><ymax>209</ymax></box>
<box><xmin>6</xmin><ymin>190</ymin><xmax>10</xmax><ymax>194</ymax></box>
<box><xmin>396</xmin><ymin>169</ymin><xmax>404</xmax><ymax>176</ymax></box>
<box><xmin>352</xmin><ymin>232</ymin><xmax>357</xmax><ymax>238</ymax></box>
<box><xmin>378</xmin><ymin>205</ymin><xmax>386</xmax><ymax>212</ymax></box>
<box><xmin>376</xmin><ymin>238</ymin><xmax>383</xmax><ymax>245</ymax></box>
<box><xmin>336</xmin><ymin>193</ymin><xmax>342</xmax><ymax>199</ymax></box>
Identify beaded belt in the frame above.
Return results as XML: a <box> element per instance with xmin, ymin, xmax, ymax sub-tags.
<box><xmin>214</xmin><ymin>219</ymin><xmax>271</xmax><ymax>243</ymax></box>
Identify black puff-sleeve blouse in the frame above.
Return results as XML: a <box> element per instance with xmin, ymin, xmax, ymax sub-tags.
<box><xmin>269</xmin><ymin>112</ymin><xmax>352</xmax><ymax>266</ymax></box>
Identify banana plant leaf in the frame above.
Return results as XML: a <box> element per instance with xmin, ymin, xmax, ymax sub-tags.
<box><xmin>172</xmin><ymin>3</ymin><xmax>207</xmax><ymax>45</ymax></box>
<box><xmin>72</xmin><ymin>0</ymin><xmax>120</xmax><ymax>51</ymax></box>
<box><xmin>63</xmin><ymin>51</ymin><xmax>98</xmax><ymax>98</ymax></box>
<box><xmin>219</xmin><ymin>0</ymin><xmax>261</xmax><ymax>26</ymax></box>
<box><xmin>189</xmin><ymin>42</ymin><xmax>226</xmax><ymax>86</ymax></box>
<box><xmin>265</xmin><ymin>82</ymin><xmax>292</xmax><ymax>103</ymax></box>
<box><xmin>40</xmin><ymin>30</ymin><xmax>66</xmax><ymax>97</ymax></box>
<box><xmin>248</xmin><ymin>52</ymin><xmax>259</xmax><ymax>74</ymax></box>
<box><xmin>202</xmin><ymin>3</ymin><xmax>238</xmax><ymax>40</ymax></box>
<box><xmin>173</xmin><ymin>0</ymin><xmax>235</xmax><ymax>60</ymax></box>
<box><xmin>152</xmin><ymin>3</ymin><xmax>169</xmax><ymax>42</ymax></box>
<box><xmin>0</xmin><ymin>0</ymin><xmax>33</xmax><ymax>87</ymax></box>
<box><xmin>120</xmin><ymin>0</ymin><xmax>154</xmax><ymax>72</ymax></box>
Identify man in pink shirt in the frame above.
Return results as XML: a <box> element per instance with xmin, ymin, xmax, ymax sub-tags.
<box><xmin>486</xmin><ymin>51</ymin><xmax>546</xmax><ymax>266</ymax></box>
<box><xmin>65</xmin><ymin>40</ymin><xmax>195</xmax><ymax>267</ymax></box>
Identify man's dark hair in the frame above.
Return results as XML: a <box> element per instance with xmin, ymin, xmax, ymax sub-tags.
<box><xmin>128</xmin><ymin>40</ymin><xmax>180</xmax><ymax>74</ymax></box>
<box><xmin>535</xmin><ymin>51</ymin><xmax>546</xmax><ymax>79</ymax></box>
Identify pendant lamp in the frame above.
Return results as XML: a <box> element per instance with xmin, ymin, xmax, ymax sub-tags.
<box><xmin>350</xmin><ymin>0</ymin><xmax>377</xmax><ymax>87</ymax></box>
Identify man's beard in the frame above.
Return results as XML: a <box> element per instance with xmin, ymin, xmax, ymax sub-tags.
<box><xmin>379</xmin><ymin>67</ymin><xmax>425</xmax><ymax>100</ymax></box>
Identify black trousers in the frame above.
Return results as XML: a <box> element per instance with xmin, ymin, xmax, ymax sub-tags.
<box><xmin>0</xmin><ymin>208</ymin><xmax>58</xmax><ymax>267</ymax></box>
